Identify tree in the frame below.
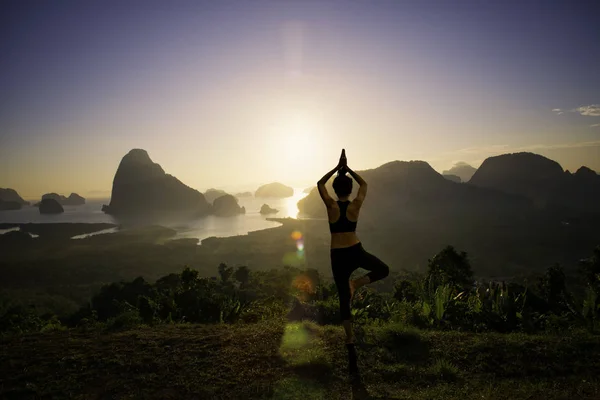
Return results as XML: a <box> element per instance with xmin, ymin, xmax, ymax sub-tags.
<box><xmin>426</xmin><ymin>246</ymin><xmax>473</xmax><ymax>291</ymax></box>
<box><xmin>537</xmin><ymin>264</ymin><xmax>572</xmax><ymax>313</ymax></box>
<box><xmin>181</xmin><ymin>267</ymin><xmax>199</xmax><ymax>290</ymax></box>
<box><xmin>580</xmin><ymin>246</ymin><xmax>600</xmax><ymax>296</ymax></box>
<box><xmin>138</xmin><ymin>296</ymin><xmax>156</xmax><ymax>324</ymax></box>
<box><xmin>218</xmin><ymin>263</ymin><xmax>234</xmax><ymax>284</ymax></box>
<box><xmin>394</xmin><ymin>279</ymin><xmax>418</xmax><ymax>302</ymax></box>
<box><xmin>234</xmin><ymin>266</ymin><xmax>250</xmax><ymax>288</ymax></box>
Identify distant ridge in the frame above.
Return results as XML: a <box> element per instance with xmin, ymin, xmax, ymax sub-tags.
<box><xmin>297</xmin><ymin>159</ymin><xmax>529</xmax><ymax>220</ymax></box>
<box><xmin>443</xmin><ymin>162</ymin><xmax>477</xmax><ymax>183</ymax></box>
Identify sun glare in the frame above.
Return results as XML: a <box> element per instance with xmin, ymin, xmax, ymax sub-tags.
<box><xmin>285</xmin><ymin>189</ymin><xmax>308</xmax><ymax>218</ymax></box>
<box><xmin>271</xmin><ymin>111</ymin><xmax>320</xmax><ymax>164</ymax></box>
<box><xmin>280</xmin><ymin>115</ymin><xmax>316</xmax><ymax>160</ymax></box>
<box><xmin>267</xmin><ymin>109</ymin><xmax>328</xmax><ymax>187</ymax></box>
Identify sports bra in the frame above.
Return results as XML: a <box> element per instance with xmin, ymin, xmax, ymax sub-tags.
<box><xmin>329</xmin><ymin>200</ymin><xmax>358</xmax><ymax>233</ymax></box>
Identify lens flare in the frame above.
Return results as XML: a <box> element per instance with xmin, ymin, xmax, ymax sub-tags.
<box><xmin>292</xmin><ymin>274</ymin><xmax>315</xmax><ymax>294</ymax></box>
<box><xmin>291</xmin><ymin>230</ymin><xmax>302</xmax><ymax>240</ymax></box>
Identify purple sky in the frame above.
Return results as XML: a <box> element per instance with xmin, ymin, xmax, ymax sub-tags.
<box><xmin>1</xmin><ymin>1</ymin><xmax>599</xmax><ymax>198</ymax></box>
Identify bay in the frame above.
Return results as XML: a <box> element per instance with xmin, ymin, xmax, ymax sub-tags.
<box><xmin>0</xmin><ymin>189</ymin><xmax>310</xmax><ymax>242</ymax></box>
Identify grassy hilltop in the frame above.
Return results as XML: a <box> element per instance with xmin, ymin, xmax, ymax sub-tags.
<box><xmin>2</xmin><ymin>320</ymin><xmax>600</xmax><ymax>399</ymax></box>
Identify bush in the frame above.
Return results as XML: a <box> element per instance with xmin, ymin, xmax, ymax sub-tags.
<box><xmin>0</xmin><ymin>306</ymin><xmax>44</xmax><ymax>334</ymax></box>
<box><xmin>428</xmin><ymin>359</ymin><xmax>459</xmax><ymax>382</ymax></box>
<box><xmin>106</xmin><ymin>310</ymin><xmax>143</xmax><ymax>331</ymax></box>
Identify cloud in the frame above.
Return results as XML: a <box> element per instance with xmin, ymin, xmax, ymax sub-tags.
<box><xmin>553</xmin><ymin>104</ymin><xmax>600</xmax><ymax>117</ymax></box>
<box><xmin>572</xmin><ymin>104</ymin><xmax>600</xmax><ymax>117</ymax></box>
<box><xmin>591</xmin><ymin>123</ymin><xmax>600</xmax><ymax>128</ymax></box>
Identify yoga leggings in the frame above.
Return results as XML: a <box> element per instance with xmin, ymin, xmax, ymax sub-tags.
<box><xmin>331</xmin><ymin>242</ymin><xmax>389</xmax><ymax>321</ymax></box>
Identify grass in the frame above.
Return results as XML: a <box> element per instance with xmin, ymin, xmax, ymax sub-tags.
<box><xmin>1</xmin><ymin>320</ymin><xmax>600</xmax><ymax>399</ymax></box>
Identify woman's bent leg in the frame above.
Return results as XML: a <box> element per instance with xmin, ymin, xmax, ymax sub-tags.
<box><xmin>358</xmin><ymin>246</ymin><xmax>390</xmax><ymax>284</ymax></box>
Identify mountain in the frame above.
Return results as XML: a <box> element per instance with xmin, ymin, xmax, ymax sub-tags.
<box><xmin>442</xmin><ymin>162</ymin><xmax>477</xmax><ymax>183</ymax></box>
<box><xmin>469</xmin><ymin>152</ymin><xmax>600</xmax><ymax>212</ymax></box>
<box><xmin>102</xmin><ymin>149</ymin><xmax>211</xmax><ymax>217</ymax></box>
<box><xmin>234</xmin><ymin>192</ymin><xmax>253</xmax><ymax>198</ymax></box>
<box><xmin>204</xmin><ymin>189</ymin><xmax>229</xmax><ymax>204</ymax></box>
<box><xmin>40</xmin><ymin>193</ymin><xmax>85</xmax><ymax>206</ymax></box>
<box><xmin>297</xmin><ymin>157</ymin><xmax>600</xmax><ymax>275</ymax></box>
<box><xmin>0</xmin><ymin>188</ymin><xmax>29</xmax><ymax>206</ymax></box>
<box><xmin>255</xmin><ymin>182</ymin><xmax>294</xmax><ymax>198</ymax></box>
<box><xmin>298</xmin><ymin>160</ymin><xmax>530</xmax><ymax>222</ymax></box>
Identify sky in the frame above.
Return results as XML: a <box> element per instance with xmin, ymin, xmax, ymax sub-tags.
<box><xmin>1</xmin><ymin>0</ymin><xmax>599</xmax><ymax>199</ymax></box>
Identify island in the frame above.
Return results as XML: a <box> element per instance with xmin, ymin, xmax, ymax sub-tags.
<box><xmin>39</xmin><ymin>198</ymin><xmax>64</xmax><ymax>214</ymax></box>
<box><xmin>260</xmin><ymin>204</ymin><xmax>279</xmax><ymax>215</ymax></box>
<box><xmin>39</xmin><ymin>192</ymin><xmax>86</xmax><ymax>206</ymax></box>
<box><xmin>212</xmin><ymin>194</ymin><xmax>246</xmax><ymax>217</ymax></box>
<box><xmin>255</xmin><ymin>182</ymin><xmax>294</xmax><ymax>198</ymax></box>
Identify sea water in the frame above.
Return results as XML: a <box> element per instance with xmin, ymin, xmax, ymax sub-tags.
<box><xmin>0</xmin><ymin>189</ymin><xmax>310</xmax><ymax>242</ymax></box>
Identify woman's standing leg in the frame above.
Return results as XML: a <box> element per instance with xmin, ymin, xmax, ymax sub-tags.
<box><xmin>332</xmin><ymin>248</ymin><xmax>362</xmax><ymax>376</ymax></box>
<box><xmin>331</xmin><ymin>249</ymin><xmax>358</xmax><ymax>344</ymax></box>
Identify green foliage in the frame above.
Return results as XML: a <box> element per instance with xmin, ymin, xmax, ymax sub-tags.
<box><xmin>581</xmin><ymin>246</ymin><xmax>600</xmax><ymax>296</ymax></box>
<box><xmin>218</xmin><ymin>263</ymin><xmax>234</xmax><ymax>283</ymax></box>
<box><xmin>40</xmin><ymin>315</ymin><xmax>66</xmax><ymax>332</ymax></box>
<box><xmin>0</xmin><ymin>305</ymin><xmax>44</xmax><ymax>334</ymax></box>
<box><xmin>3</xmin><ymin>243</ymin><xmax>600</xmax><ymax>336</ymax></box>
<box><xmin>425</xmin><ymin>245</ymin><xmax>474</xmax><ymax>292</ymax></box>
<box><xmin>393</xmin><ymin>279</ymin><xmax>418</xmax><ymax>302</ymax></box>
<box><xmin>582</xmin><ymin>288</ymin><xmax>600</xmax><ymax>333</ymax></box>
<box><xmin>107</xmin><ymin>310</ymin><xmax>143</xmax><ymax>331</ymax></box>
<box><xmin>234</xmin><ymin>266</ymin><xmax>250</xmax><ymax>287</ymax></box>
<box><xmin>537</xmin><ymin>264</ymin><xmax>573</xmax><ymax>314</ymax></box>
<box><xmin>428</xmin><ymin>359</ymin><xmax>459</xmax><ymax>382</ymax></box>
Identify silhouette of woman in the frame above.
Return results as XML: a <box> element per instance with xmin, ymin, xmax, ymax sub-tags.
<box><xmin>317</xmin><ymin>149</ymin><xmax>390</xmax><ymax>374</ymax></box>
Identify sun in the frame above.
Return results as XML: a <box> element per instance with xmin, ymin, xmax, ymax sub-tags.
<box><xmin>272</xmin><ymin>111</ymin><xmax>319</xmax><ymax>164</ymax></box>
<box><xmin>283</xmin><ymin>130</ymin><xmax>312</xmax><ymax>162</ymax></box>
